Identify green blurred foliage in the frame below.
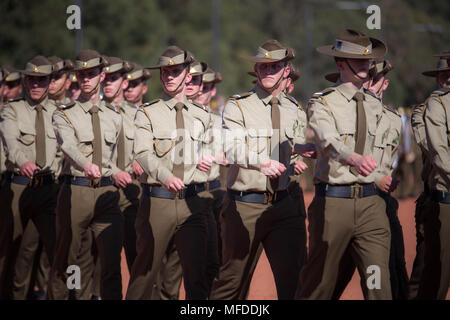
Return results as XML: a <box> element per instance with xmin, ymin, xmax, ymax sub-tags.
<box><xmin>0</xmin><ymin>0</ymin><xmax>448</xmax><ymax>106</ymax></box>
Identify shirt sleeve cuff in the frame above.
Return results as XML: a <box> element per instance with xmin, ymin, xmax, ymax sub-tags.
<box><xmin>158</xmin><ymin>168</ymin><xmax>173</xmax><ymax>186</ymax></box>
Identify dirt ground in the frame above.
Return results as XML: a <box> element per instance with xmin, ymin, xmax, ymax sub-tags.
<box><xmin>120</xmin><ymin>192</ymin><xmax>450</xmax><ymax>300</ymax></box>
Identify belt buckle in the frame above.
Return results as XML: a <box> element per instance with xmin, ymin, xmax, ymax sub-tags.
<box><xmin>178</xmin><ymin>188</ymin><xmax>186</xmax><ymax>199</ymax></box>
<box><xmin>265</xmin><ymin>192</ymin><xmax>274</xmax><ymax>204</ymax></box>
<box><xmin>351</xmin><ymin>185</ymin><xmax>361</xmax><ymax>199</ymax></box>
<box><xmin>90</xmin><ymin>178</ymin><xmax>100</xmax><ymax>188</ymax></box>
<box><xmin>206</xmin><ymin>182</ymin><xmax>210</xmax><ymax>192</ymax></box>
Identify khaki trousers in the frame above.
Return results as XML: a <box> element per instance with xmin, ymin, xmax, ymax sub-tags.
<box><xmin>209</xmin><ymin>184</ymin><xmax>307</xmax><ymax>300</ymax></box>
<box><xmin>418</xmin><ymin>200</ymin><xmax>450</xmax><ymax>299</ymax></box>
<box><xmin>47</xmin><ymin>183</ymin><xmax>123</xmax><ymax>300</ymax></box>
<box><xmin>296</xmin><ymin>194</ymin><xmax>392</xmax><ymax>300</ymax></box>
<box><xmin>0</xmin><ymin>180</ymin><xmax>57</xmax><ymax>300</ymax></box>
<box><xmin>126</xmin><ymin>192</ymin><xmax>210</xmax><ymax>300</ymax></box>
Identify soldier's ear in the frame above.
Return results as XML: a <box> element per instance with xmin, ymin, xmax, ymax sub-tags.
<box><xmin>382</xmin><ymin>78</ymin><xmax>390</xmax><ymax>91</ymax></box>
<box><xmin>122</xmin><ymin>79</ymin><xmax>129</xmax><ymax>90</ymax></box>
<box><xmin>142</xmin><ymin>84</ymin><xmax>148</xmax><ymax>95</ymax></box>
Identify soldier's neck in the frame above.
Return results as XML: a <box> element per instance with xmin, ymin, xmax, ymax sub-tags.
<box><xmin>106</xmin><ymin>94</ymin><xmax>124</xmax><ymax>106</ymax></box>
<box><xmin>49</xmin><ymin>91</ymin><xmax>66</xmax><ymax>102</ymax></box>
<box><xmin>81</xmin><ymin>89</ymin><xmax>101</xmax><ymax>105</ymax></box>
<box><xmin>166</xmin><ymin>87</ymin><xmax>186</xmax><ymax>103</ymax></box>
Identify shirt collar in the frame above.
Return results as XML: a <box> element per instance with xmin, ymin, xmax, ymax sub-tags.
<box><xmin>255</xmin><ymin>84</ymin><xmax>281</xmax><ymax>106</ymax></box>
<box><xmin>162</xmin><ymin>92</ymin><xmax>189</xmax><ymax>110</ymax></box>
<box><xmin>335</xmin><ymin>81</ymin><xmax>365</xmax><ymax>102</ymax></box>
<box><xmin>27</xmin><ymin>96</ymin><xmax>49</xmax><ymax>110</ymax></box>
<box><xmin>78</xmin><ymin>97</ymin><xmax>103</xmax><ymax>113</ymax></box>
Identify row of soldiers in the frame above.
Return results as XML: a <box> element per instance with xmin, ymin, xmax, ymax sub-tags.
<box><xmin>0</xmin><ymin>27</ymin><xmax>449</xmax><ymax>300</ymax></box>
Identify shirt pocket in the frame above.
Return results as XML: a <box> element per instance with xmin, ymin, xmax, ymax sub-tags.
<box><xmin>77</xmin><ymin>130</ymin><xmax>94</xmax><ymax>155</ymax></box>
<box><xmin>104</xmin><ymin>130</ymin><xmax>117</xmax><ymax>146</ymax></box>
<box><xmin>246</xmin><ymin>128</ymin><xmax>272</xmax><ymax>154</ymax></box>
<box><xmin>335</xmin><ymin>121</ymin><xmax>355</xmax><ymax>147</ymax></box>
<box><xmin>17</xmin><ymin>123</ymin><xmax>36</xmax><ymax>146</ymax></box>
<box><xmin>153</xmin><ymin>130</ymin><xmax>176</xmax><ymax>157</ymax></box>
<box><xmin>47</xmin><ymin>127</ymin><xmax>56</xmax><ymax>140</ymax></box>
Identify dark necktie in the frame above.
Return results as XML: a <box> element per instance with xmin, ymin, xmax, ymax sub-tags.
<box><xmin>88</xmin><ymin>105</ymin><xmax>102</xmax><ymax>177</ymax></box>
<box><xmin>117</xmin><ymin>109</ymin><xmax>126</xmax><ymax>171</ymax></box>
<box><xmin>350</xmin><ymin>91</ymin><xmax>367</xmax><ymax>176</ymax></box>
<box><xmin>35</xmin><ymin>104</ymin><xmax>46</xmax><ymax>169</ymax></box>
<box><xmin>268</xmin><ymin>97</ymin><xmax>281</xmax><ymax>193</ymax></box>
<box><xmin>173</xmin><ymin>102</ymin><xmax>185</xmax><ymax>182</ymax></box>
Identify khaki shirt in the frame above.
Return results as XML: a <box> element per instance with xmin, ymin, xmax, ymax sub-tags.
<box><xmin>134</xmin><ymin>93</ymin><xmax>210</xmax><ymax>186</ymax></box>
<box><xmin>411</xmin><ymin>103</ymin><xmax>433</xmax><ymax>183</ymax></box>
<box><xmin>0</xmin><ymin>96</ymin><xmax>59</xmax><ymax>174</ymax></box>
<box><xmin>222</xmin><ymin>86</ymin><xmax>306</xmax><ymax>192</ymax></box>
<box><xmin>0</xmin><ymin>104</ymin><xmax>6</xmax><ymax>174</ymax></box>
<box><xmin>424</xmin><ymin>89</ymin><xmax>450</xmax><ymax>192</ymax></box>
<box><xmin>117</xmin><ymin>100</ymin><xmax>139</xmax><ymax>174</ymax></box>
<box><xmin>52</xmin><ymin>98</ymin><xmax>122</xmax><ymax>178</ymax></box>
<box><xmin>307</xmin><ymin>82</ymin><xmax>384</xmax><ymax>185</ymax></box>
<box><xmin>203</xmin><ymin>109</ymin><xmax>223</xmax><ymax>182</ymax></box>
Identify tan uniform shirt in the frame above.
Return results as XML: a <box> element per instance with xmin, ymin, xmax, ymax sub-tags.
<box><xmin>411</xmin><ymin>103</ymin><xmax>433</xmax><ymax>183</ymax></box>
<box><xmin>117</xmin><ymin>100</ymin><xmax>139</xmax><ymax>174</ymax></box>
<box><xmin>134</xmin><ymin>93</ymin><xmax>210</xmax><ymax>186</ymax></box>
<box><xmin>52</xmin><ymin>98</ymin><xmax>122</xmax><ymax>178</ymax></box>
<box><xmin>1</xmin><ymin>97</ymin><xmax>59</xmax><ymax>174</ymax></box>
<box><xmin>424</xmin><ymin>89</ymin><xmax>450</xmax><ymax>192</ymax></box>
<box><xmin>307</xmin><ymin>82</ymin><xmax>384</xmax><ymax>185</ymax></box>
<box><xmin>0</xmin><ymin>104</ymin><xmax>6</xmax><ymax>174</ymax></box>
<box><xmin>204</xmin><ymin>110</ymin><xmax>223</xmax><ymax>182</ymax></box>
<box><xmin>222</xmin><ymin>86</ymin><xmax>306</xmax><ymax>192</ymax></box>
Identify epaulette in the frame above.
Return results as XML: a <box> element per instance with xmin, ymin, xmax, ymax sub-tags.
<box><xmin>383</xmin><ymin>104</ymin><xmax>401</xmax><ymax>118</ymax></box>
<box><xmin>286</xmin><ymin>94</ymin><xmax>299</xmax><ymax>107</ymax></box>
<box><xmin>364</xmin><ymin>89</ymin><xmax>380</xmax><ymax>100</ymax></box>
<box><xmin>105</xmin><ymin>103</ymin><xmax>119</xmax><ymax>114</ymax></box>
<box><xmin>230</xmin><ymin>92</ymin><xmax>253</xmax><ymax>100</ymax></box>
<box><xmin>311</xmin><ymin>88</ymin><xmax>334</xmax><ymax>99</ymax></box>
<box><xmin>7</xmin><ymin>97</ymin><xmax>24</xmax><ymax>103</ymax></box>
<box><xmin>191</xmin><ymin>100</ymin><xmax>208</xmax><ymax>112</ymax></box>
<box><xmin>431</xmin><ymin>89</ymin><xmax>449</xmax><ymax>96</ymax></box>
<box><xmin>140</xmin><ymin>99</ymin><xmax>161</xmax><ymax>109</ymax></box>
<box><xmin>56</xmin><ymin>100</ymin><xmax>76</xmax><ymax>110</ymax></box>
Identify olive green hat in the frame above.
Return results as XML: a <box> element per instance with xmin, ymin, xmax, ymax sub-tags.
<box><xmin>125</xmin><ymin>62</ymin><xmax>152</xmax><ymax>81</ymax></box>
<box><xmin>317</xmin><ymin>29</ymin><xmax>387</xmax><ymax>60</ymax></box>
<box><xmin>48</xmin><ymin>56</ymin><xmax>74</xmax><ymax>73</ymax></box>
<box><xmin>189</xmin><ymin>60</ymin><xmax>208</xmax><ymax>76</ymax></box>
<box><xmin>202</xmin><ymin>67</ymin><xmax>222</xmax><ymax>83</ymax></box>
<box><xmin>369</xmin><ymin>59</ymin><xmax>394</xmax><ymax>78</ymax></box>
<box><xmin>147</xmin><ymin>46</ymin><xmax>194</xmax><ymax>69</ymax></box>
<box><xmin>103</xmin><ymin>56</ymin><xmax>133</xmax><ymax>74</ymax></box>
<box><xmin>422</xmin><ymin>58</ymin><xmax>450</xmax><ymax>77</ymax></box>
<box><xmin>20</xmin><ymin>56</ymin><xmax>53</xmax><ymax>76</ymax></box>
<box><xmin>242</xmin><ymin>39</ymin><xmax>295</xmax><ymax>63</ymax></box>
<box><xmin>3</xmin><ymin>65</ymin><xmax>21</xmax><ymax>82</ymax></box>
<box><xmin>73</xmin><ymin>49</ymin><xmax>105</xmax><ymax>71</ymax></box>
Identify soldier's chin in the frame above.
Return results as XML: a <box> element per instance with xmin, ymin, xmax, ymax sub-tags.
<box><xmin>260</xmin><ymin>79</ymin><xmax>276</xmax><ymax>90</ymax></box>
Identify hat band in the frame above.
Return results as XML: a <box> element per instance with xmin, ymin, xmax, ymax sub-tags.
<box><xmin>53</xmin><ymin>61</ymin><xmax>65</xmax><ymax>72</ymax></box>
<box><xmin>25</xmin><ymin>63</ymin><xmax>52</xmax><ymax>75</ymax></box>
<box><xmin>202</xmin><ymin>73</ymin><xmax>215</xmax><ymax>82</ymax></box>
<box><xmin>256</xmin><ymin>48</ymin><xmax>287</xmax><ymax>60</ymax></box>
<box><xmin>333</xmin><ymin>39</ymin><xmax>372</xmax><ymax>55</ymax></box>
<box><xmin>6</xmin><ymin>72</ymin><xmax>21</xmax><ymax>82</ymax></box>
<box><xmin>104</xmin><ymin>63</ymin><xmax>124</xmax><ymax>74</ymax></box>
<box><xmin>75</xmin><ymin>57</ymin><xmax>101</xmax><ymax>70</ymax></box>
<box><xmin>436</xmin><ymin>58</ymin><xmax>450</xmax><ymax>69</ymax></box>
<box><xmin>127</xmin><ymin>70</ymin><xmax>144</xmax><ymax>80</ymax></box>
<box><xmin>189</xmin><ymin>63</ymin><xmax>204</xmax><ymax>75</ymax></box>
<box><xmin>159</xmin><ymin>53</ymin><xmax>185</xmax><ymax>67</ymax></box>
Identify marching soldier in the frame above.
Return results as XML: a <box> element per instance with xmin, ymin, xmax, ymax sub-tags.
<box><xmin>209</xmin><ymin>39</ymin><xmax>310</xmax><ymax>300</ymax></box>
<box><xmin>124</xmin><ymin>62</ymin><xmax>151</xmax><ymax>107</ymax></box>
<box><xmin>2</xmin><ymin>66</ymin><xmax>23</xmax><ymax>103</ymax></box>
<box><xmin>0</xmin><ymin>56</ymin><xmax>59</xmax><ymax>300</ymax></box>
<box><xmin>295</xmin><ymin>29</ymin><xmax>392</xmax><ymax>300</ymax></box>
<box><xmin>126</xmin><ymin>46</ymin><xmax>214</xmax><ymax>300</ymax></box>
<box><xmin>417</xmin><ymin>55</ymin><xmax>450</xmax><ymax>299</ymax></box>
<box><xmin>48</xmin><ymin>49</ymin><xmax>127</xmax><ymax>300</ymax></box>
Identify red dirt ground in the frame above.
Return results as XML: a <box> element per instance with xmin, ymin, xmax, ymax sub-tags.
<box><xmin>120</xmin><ymin>192</ymin><xmax>450</xmax><ymax>300</ymax></box>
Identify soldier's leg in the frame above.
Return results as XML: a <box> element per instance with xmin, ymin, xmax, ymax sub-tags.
<box><xmin>331</xmin><ymin>246</ymin><xmax>357</xmax><ymax>300</ymax></box>
<box><xmin>126</xmin><ymin>195</ymin><xmax>177</xmax><ymax>300</ymax></box>
<box><xmin>121</xmin><ymin>181</ymin><xmax>140</xmax><ymax>271</ymax></box>
<box><xmin>212</xmin><ymin>189</ymin><xmax>226</xmax><ymax>267</ymax></box>
<box><xmin>91</xmin><ymin>186</ymin><xmax>123</xmax><ymax>300</ymax></box>
<box><xmin>90</xmin><ymin>240</ymin><xmax>101</xmax><ymax>298</ymax></box>
<box><xmin>351</xmin><ymin>195</ymin><xmax>391</xmax><ymax>300</ymax></box>
<box><xmin>295</xmin><ymin>196</ymin><xmax>354</xmax><ymax>300</ymax></box>
<box><xmin>209</xmin><ymin>195</ymin><xmax>265</xmax><ymax>300</ymax></box>
<box><xmin>262</xmin><ymin>193</ymin><xmax>307</xmax><ymax>299</ymax></box>
<box><xmin>408</xmin><ymin>192</ymin><xmax>428</xmax><ymax>299</ymax></box>
<box><xmin>12</xmin><ymin>221</ymin><xmax>40</xmax><ymax>299</ymax></box>
<box><xmin>34</xmin><ymin>244</ymin><xmax>51</xmax><ymax>297</ymax></box>
<box><xmin>157</xmin><ymin>239</ymin><xmax>182</xmax><ymax>300</ymax></box>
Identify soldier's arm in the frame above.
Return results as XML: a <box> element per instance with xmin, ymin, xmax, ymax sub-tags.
<box><xmin>0</xmin><ymin>104</ymin><xmax>29</xmax><ymax>167</ymax></box>
<box><xmin>52</xmin><ymin>109</ymin><xmax>89</xmax><ymax>171</ymax></box>
<box><xmin>106</xmin><ymin>115</ymin><xmax>122</xmax><ymax>176</ymax></box>
<box><xmin>424</xmin><ymin>97</ymin><xmax>450</xmax><ymax>176</ymax></box>
<box><xmin>133</xmin><ymin>108</ymin><xmax>173</xmax><ymax>185</ymax></box>
<box><xmin>411</xmin><ymin>104</ymin><xmax>428</xmax><ymax>152</ymax></box>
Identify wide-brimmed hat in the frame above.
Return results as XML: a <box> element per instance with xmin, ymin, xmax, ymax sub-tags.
<box><xmin>433</xmin><ymin>50</ymin><xmax>450</xmax><ymax>58</ymax></box>
<box><xmin>20</xmin><ymin>56</ymin><xmax>53</xmax><ymax>77</ymax></box>
<box><xmin>242</xmin><ymin>40</ymin><xmax>295</xmax><ymax>63</ymax></box>
<box><xmin>369</xmin><ymin>59</ymin><xmax>394</xmax><ymax>78</ymax></box>
<box><xmin>202</xmin><ymin>67</ymin><xmax>222</xmax><ymax>83</ymax></box>
<box><xmin>102</xmin><ymin>56</ymin><xmax>133</xmax><ymax>74</ymax></box>
<box><xmin>422</xmin><ymin>58</ymin><xmax>450</xmax><ymax>77</ymax></box>
<box><xmin>48</xmin><ymin>56</ymin><xmax>74</xmax><ymax>73</ymax></box>
<box><xmin>125</xmin><ymin>62</ymin><xmax>152</xmax><ymax>81</ymax></box>
<box><xmin>189</xmin><ymin>60</ymin><xmax>208</xmax><ymax>76</ymax></box>
<box><xmin>147</xmin><ymin>46</ymin><xmax>194</xmax><ymax>69</ymax></box>
<box><xmin>73</xmin><ymin>49</ymin><xmax>105</xmax><ymax>71</ymax></box>
<box><xmin>317</xmin><ymin>29</ymin><xmax>387</xmax><ymax>60</ymax></box>
<box><xmin>3</xmin><ymin>65</ymin><xmax>21</xmax><ymax>82</ymax></box>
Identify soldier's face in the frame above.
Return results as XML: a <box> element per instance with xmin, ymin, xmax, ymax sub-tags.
<box><xmin>49</xmin><ymin>71</ymin><xmax>69</xmax><ymax>95</ymax></box>
<box><xmin>103</xmin><ymin>71</ymin><xmax>128</xmax><ymax>99</ymax></box>
<box><xmin>338</xmin><ymin>59</ymin><xmax>370</xmax><ymax>81</ymax></box>
<box><xmin>255</xmin><ymin>61</ymin><xmax>289</xmax><ymax>90</ymax></box>
<box><xmin>195</xmin><ymin>82</ymin><xmax>216</xmax><ymax>105</ymax></box>
<box><xmin>5</xmin><ymin>80</ymin><xmax>23</xmax><ymax>100</ymax></box>
<box><xmin>186</xmin><ymin>75</ymin><xmax>203</xmax><ymax>98</ymax></box>
<box><xmin>24</xmin><ymin>75</ymin><xmax>50</xmax><ymax>101</ymax></box>
<box><xmin>437</xmin><ymin>70</ymin><xmax>450</xmax><ymax>88</ymax></box>
<box><xmin>76</xmin><ymin>67</ymin><xmax>105</xmax><ymax>94</ymax></box>
<box><xmin>124</xmin><ymin>79</ymin><xmax>148</xmax><ymax>104</ymax></box>
<box><xmin>368</xmin><ymin>75</ymin><xmax>389</xmax><ymax>96</ymax></box>
<box><xmin>160</xmin><ymin>64</ymin><xmax>191</xmax><ymax>95</ymax></box>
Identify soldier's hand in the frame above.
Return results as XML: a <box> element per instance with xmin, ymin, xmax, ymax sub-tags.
<box><xmin>132</xmin><ymin>161</ymin><xmax>144</xmax><ymax>177</ymax></box>
<box><xmin>165</xmin><ymin>175</ymin><xmax>185</xmax><ymax>193</ymax></box>
<box><xmin>294</xmin><ymin>160</ymin><xmax>308</xmax><ymax>175</ymax></box>
<box><xmin>349</xmin><ymin>154</ymin><xmax>377</xmax><ymax>177</ymax></box>
<box><xmin>197</xmin><ymin>155</ymin><xmax>215</xmax><ymax>172</ymax></box>
<box><xmin>114</xmin><ymin>171</ymin><xmax>132</xmax><ymax>188</ymax></box>
<box><xmin>293</xmin><ymin>143</ymin><xmax>317</xmax><ymax>158</ymax></box>
<box><xmin>83</xmin><ymin>162</ymin><xmax>101</xmax><ymax>179</ymax></box>
<box><xmin>215</xmin><ymin>152</ymin><xmax>228</xmax><ymax>166</ymax></box>
<box><xmin>389</xmin><ymin>177</ymin><xmax>399</xmax><ymax>193</ymax></box>
<box><xmin>260</xmin><ymin>159</ymin><xmax>286</xmax><ymax>178</ymax></box>
<box><xmin>377</xmin><ymin>175</ymin><xmax>393</xmax><ymax>193</ymax></box>
<box><xmin>21</xmin><ymin>162</ymin><xmax>39</xmax><ymax>178</ymax></box>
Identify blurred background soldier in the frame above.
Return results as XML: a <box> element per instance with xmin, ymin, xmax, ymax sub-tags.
<box><xmin>2</xmin><ymin>66</ymin><xmax>23</xmax><ymax>103</ymax></box>
<box><xmin>124</xmin><ymin>62</ymin><xmax>151</xmax><ymax>107</ymax></box>
<box><xmin>68</xmin><ymin>73</ymin><xmax>81</xmax><ymax>101</ymax></box>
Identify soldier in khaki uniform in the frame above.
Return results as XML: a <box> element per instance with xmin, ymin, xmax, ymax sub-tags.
<box><xmin>295</xmin><ymin>29</ymin><xmax>392</xmax><ymax>300</ymax></box>
<box><xmin>47</xmin><ymin>49</ymin><xmax>128</xmax><ymax>300</ymax></box>
<box><xmin>0</xmin><ymin>56</ymin><xmax>59</xmax><ymax>300</ymax></box>
<box><xmin>417</xmin><ymin>55</ymin><xmax>450</xmax><ymax>299</ymax></box>
<box><xmin>209</xmin><ymin>40</ymin><xmax>310</xmax><ymax>300</ymax></box>
<box><xmin>124</xmin><ymin>63</ymin><xmax>151</xmax><ymax>107</ymax></box>
<box><xmin>2</xmin><ymin>67</ymin><xmax>23</xmax><ymax>103</ymax></box>
<box><xmin>126</xmin><ymin>46</ymin><xmax>214</xmax><ymax>300</ymax></box>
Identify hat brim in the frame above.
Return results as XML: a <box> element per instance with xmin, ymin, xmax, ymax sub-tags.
<box><xmin>316</xmin><ymin>38</ymin><xmax>387</xmax><ymax>60</ymax></box>
<box><xmin>241</xmin><ymin>55</ymin><xmax>293</xmax><ymax>64</ymax></box>
<box><xmin>422</xmin><ymin>67</ymin><xmax>450</xmax><ymax>77</ymax></box>
<box><xmin>433</xmin><ymin>52</ymin><xmax>450</xmax><ymax>58</ymax></box>
<box><xmin>20</xmin><ymin>71</ymin><xmax>51</xmax><ymax>77</ymax></box>
<box><xmin>147</xmin><ymin>57</ymin><xmax>193</xmax><ymax>70</ymax></box>
<box><xmin>73</xmin><ymin>64</ymin><xmax>104</xmax><ymax>72</ymax></box>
